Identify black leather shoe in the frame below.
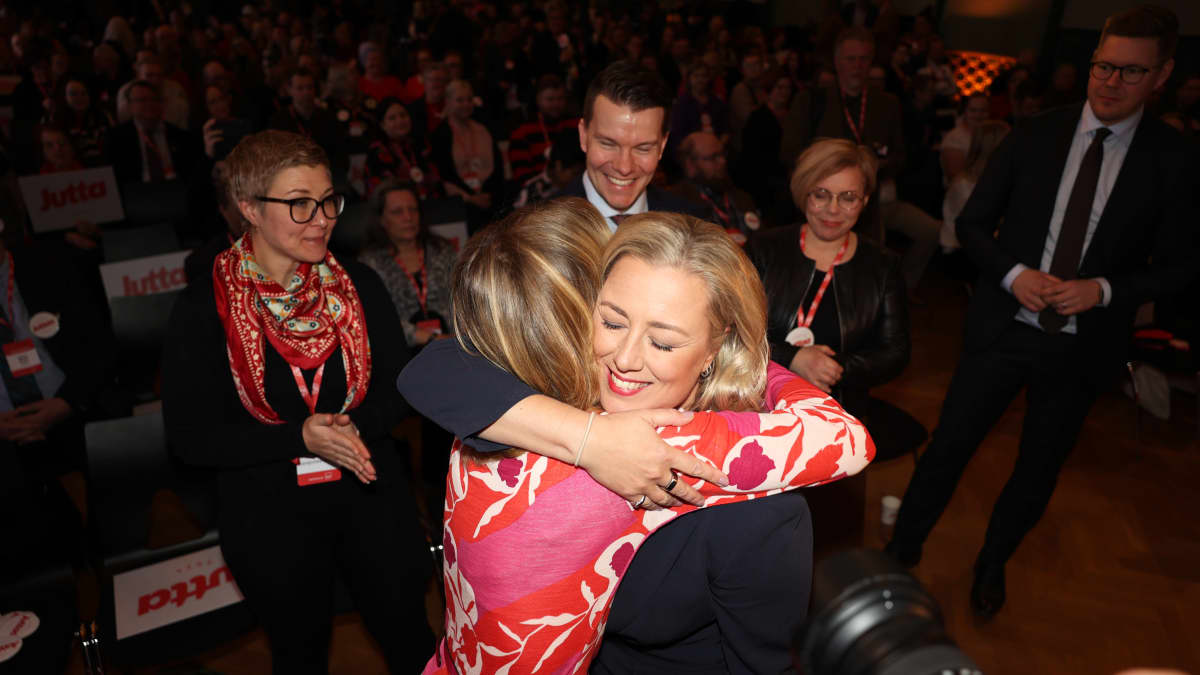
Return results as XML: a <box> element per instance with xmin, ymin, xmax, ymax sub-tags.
<box><xmin>970</xmin><ymin>560</ymin><xmax>1006</xmax><ymax>619</ymax></box>
<box><xmin>883</xmin><ymin>540</ymin><xmax>921</xmax><ymax>568</ymax></box>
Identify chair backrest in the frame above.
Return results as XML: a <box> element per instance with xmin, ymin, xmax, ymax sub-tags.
<box><xmin>119</xmin><ymin>180</ymin><xmax>190</xmax><ymax>227</ymax></box>
<box><xmin>84</xmin><ymin>411</ymin><xmax>215</xmax><ymax>558</ymax></box>
<box><xmin>102</xmin><ymin>223</ymin><xmax>182</xmax><ymax>262</ymax></box>
<box><xmin>329</xmin><ymin>199</ymin><xmax>373</xmax><ymax>258</ymax></box>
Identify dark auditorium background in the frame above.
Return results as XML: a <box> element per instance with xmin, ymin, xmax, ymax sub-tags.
<box><xmin>0</xmin><ymin>0</ymin><xmax>1197</xmax><ymax>673</ymax></box>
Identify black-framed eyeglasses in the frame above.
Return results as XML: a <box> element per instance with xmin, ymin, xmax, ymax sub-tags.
<box><xmin>1090</xmin><ymin>61</ymin><xmax>1157</xmax><ymax>85</ymax></box>
<box><xmin>255</xmin><ymin>193</ymin><xmax>346</xmax><ymax>224</ymax></box>
<box><xmin>808</xmin><ymin>188</ymin><xmax>864</xmax><ymax>211</ymax></box>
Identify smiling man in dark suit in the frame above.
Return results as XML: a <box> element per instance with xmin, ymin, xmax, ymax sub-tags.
<box><xmin>554</xmin><ymin>60</ymin><xmax>708</xmax><ymax>228</ymax></box>
<box><xmin>887</xmin><ymin>4</ymin><xmax>1198</xmax><ymax>618</ymax></box>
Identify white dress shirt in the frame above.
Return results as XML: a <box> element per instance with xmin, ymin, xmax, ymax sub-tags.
<box><xmin>1001</xmin><ymin>101</ymin><xmax>1142</xmax><ymax>334</ymax></box>
<box><xmin>582</xmin><ymin>171</ymin><xmax>649</xmax><ymax>232</ymax></box>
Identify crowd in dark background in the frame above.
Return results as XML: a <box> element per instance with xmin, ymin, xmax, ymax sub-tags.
<box><xmin>1</xmin><ymin>0</ymin><xmax>1199</xmax><ymax>670</ymax></box>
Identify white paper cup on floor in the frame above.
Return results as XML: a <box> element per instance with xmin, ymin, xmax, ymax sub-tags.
<box><xmin>881</xmin><ymin>495</ymin><xmax>901</xmax><ymax>526</ymax></box>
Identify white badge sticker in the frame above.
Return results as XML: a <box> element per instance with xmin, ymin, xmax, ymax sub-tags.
<box><xmin>464</xmin><ymin>176</ymin><xmax>482</xmax><ymax>191</ymax></box>
<box><xmin>0</xmin><ymin>636</ymin><xmax>20</xmax><ymax>663</ymax></box>
<box><xmin>29</xmin><ymin>312</ymin><xmax>60</xmax><ymax>339</ymax></box>
<box><xmin>743</xmin><ymin>211</ymin><xmax>761</xmax><ymax>231</ymax></box>
<box><xmin>296</xmin><ymin>457</ymin><xmax>341</xmax><ymax>486</ymax></box>
<box><xmin>786</xmin><ymin>326</ymin><xmax>815</xmax><ymax>347</ymax></box>
<box><xmin>0</xmin><ymin>611</ymin><xmax>38</xmax><ymax>639</ymax></box>
<box><xmin>409</xmin><ymin>167</ymin><xmax>424</xmax><ymax>183</ymax></box>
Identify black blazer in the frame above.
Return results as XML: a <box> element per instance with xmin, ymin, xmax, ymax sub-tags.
<box><xmin>553</xmin><ymin>172</ymin><xmax>711</xmax><ymax>220</ymax></box>
<box><xmin>105</xmin><ymin>120</ymin><xmax>200</xmax><ymax>184</ymax></box>
<box><xmin>956</xmin><ymin>103</ymin><xmax>1199</xmax><ymax>378</ymax></box>
<box><xmin>750</xmin><ymin>225</ymin><xmax>910</xmax><ymax>408</ymax></box>
<box><xmin>162</xmin><ymin>260</ymin><xmax>412</xmax><ymax>513</ymax></box>
<box><xmin>11</xmin><ymin>241</ymin><xmax>114</xmax><ymax>418</ymax></box>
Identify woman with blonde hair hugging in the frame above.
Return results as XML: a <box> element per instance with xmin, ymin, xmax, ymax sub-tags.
<box><xmin>401</xmin><ymin>198</ymin><xmax>874</xmax><ymax>673</ymax></box>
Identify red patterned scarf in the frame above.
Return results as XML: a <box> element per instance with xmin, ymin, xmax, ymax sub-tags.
<box><xmin>213</xmin><ymin>235</ymin><xmax>372</xmax><ymax>424</ymax></box>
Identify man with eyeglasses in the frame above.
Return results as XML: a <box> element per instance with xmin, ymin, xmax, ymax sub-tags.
<box><xmin>669</xmin><ymin>131</ymin><xmax>762</xmax><ymax>245</ymax></box>
<box><xmin>107</xmin><ymin>80</ymin><xmax>199</xmax><ymax>185</ymax></box>
<box><xmin>886</xmin><ymin>5</ymin><xmax>1199</xmax><ymax>619</ymax></box>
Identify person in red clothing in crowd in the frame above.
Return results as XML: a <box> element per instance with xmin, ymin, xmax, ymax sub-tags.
<box><xmin>399</xmin><ymin>45</ymin><xmax>436</xmax><ymax>104</ymax></box>
<box><xmin>506</xmin><ymin>74</ymin><xmax>577</xmax><ymax>188</ymax></box>
<box><xmin>357</xmin><ymin>41</ymin><xmax>405</xmax><ymax>106</ymax></box>
<box><xmin>364</xmin><ymin>99</ymin><xmax>442</xmax><ymax>199</ymax></box>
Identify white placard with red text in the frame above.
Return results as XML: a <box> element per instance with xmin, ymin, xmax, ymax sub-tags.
<box><xmin>112</xmin><ymin>545</ymin><xmax>244</xmax><ymax>640</ymax></box>
<box><xmin>18</xmin><ymin>166</ymin><xmax>125</xmax><ymax>233</ymax></box>
<box><xmin>429</xmin><ymin>221</ymin><xmax>468</xmax><ymax>252</ymax></box>
<box><xmin>100</xmin><ymin>250</ymin><xmax>191</xmax><ymax>299</ymax></box>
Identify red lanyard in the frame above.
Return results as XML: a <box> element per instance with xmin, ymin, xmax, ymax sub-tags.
<box><xmin>796</xmin><ymin>228</ymin><xmax>848</xmax><ymax>330</ymax></box>
<box><xmin>291</xmin><ymin>362</ymin><xmax>326</xmax><ymax>415</ymax></box>
<box><xmin>841</xmin><ymin>89</ymin><xmax>867</xmax><ymax>144</ymax></box>
<box><xmin>0</xmin><ymin>254</ymin><xmax>13</xmax><ymax>328</ymax></box>
<box><xmin>138</xmin><ymin>127</ymin><xmax>175</xmax><ymax>174</ymax></box>
<box><xmin>290</xmin><ymin>106</ymin><xmax>310</xmax><ymax>137</ymax></box>
<box><xmin>537</xmin><ymin>113</ymin><xmax>550</xmax><ymax>146</ymax></box>
<box><xmin>698</xmin><ymin>190</ymin><xmax>733</xmax><ymax>228</ymax></box>
<box><xmin>394</xmin><ymin>248</ymin><xmax>428</xmax><ymax>314</ymax></box>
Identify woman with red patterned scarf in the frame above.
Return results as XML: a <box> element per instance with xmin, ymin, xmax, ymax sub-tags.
<box><xmin>162</xmin><ymin>130</ymin><xmax>434</xmax><ymax>674</ymax></box>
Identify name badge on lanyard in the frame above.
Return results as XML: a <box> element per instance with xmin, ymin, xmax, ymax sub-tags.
<box><xmin>291</xmin><ymin>362</ymin><xmax>342</xmax><ymax>485</ymax></box>
<box><xmin>3</xmin><ymin>339</ymin><xmax>42</xmax><ymax>378</ymax></box>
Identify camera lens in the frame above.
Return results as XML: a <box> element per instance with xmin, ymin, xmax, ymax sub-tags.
<box><xmin>797</xmin><ymin>549</ymin><xmax>981</xmax><ymax>675</ymax></box>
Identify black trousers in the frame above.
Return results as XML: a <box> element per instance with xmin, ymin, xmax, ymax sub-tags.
<box><xmin>219</xmin><ymin>472</ymin><xmax>434</xmax><ymax>674</ymax></box>
<box><xmin>891</xmin><ymin>320</ymin><xmax>1099</xmax><ymax>565</ymax></box>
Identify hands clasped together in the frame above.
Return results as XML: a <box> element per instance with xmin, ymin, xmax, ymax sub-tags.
<box><xmin>1011</xmin><ymin>269</ymin><xmax>1103</xmax><ymax>316</ymax></box>
<box><xmin>302</xmin><ymin>413</ymin><xmax>376</xmax><ymax>484</ymax></box>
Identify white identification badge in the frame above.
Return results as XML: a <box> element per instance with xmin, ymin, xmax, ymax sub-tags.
<box><xmin>464</xmin><ymin>176</ymin><xmax>482</xmax><ymax>191</ymax></box>
<box><xmin>29</xmin><ymin>311</ymin><xmax>60</xmax><ymax>339</ymax></box>
<box><xmin>786</xmin><ymin>326</ymin><xmax>815</xmax><ymax>347</ymax></box>
<box><xmin>409</xmin><ymin>167</ymin><xmax>424</xmax><ymax>183</ymax></box>
<box><xmin>0</xmin><ymin>611</ymin><xmax>38</xmax><ymax>639</ymax></box>
<box><xmin>296</xmin><ymin>457</ymin><xmax>342</xmax><ymax>486</ymax></box>
<box><xmin>3</xmin><ymin>340</ymin><xmax>43</xmax><ymax>377</ymax></box>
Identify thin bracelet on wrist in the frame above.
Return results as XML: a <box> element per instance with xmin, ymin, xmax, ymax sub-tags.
<box><xmin>573</xmin><ymin>411</ymin><xmax>596</xmax><ymax>467</ymax></box>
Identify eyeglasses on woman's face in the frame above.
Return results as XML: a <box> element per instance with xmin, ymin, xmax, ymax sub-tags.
<box><xmin>255</xmin><ymin>193</ymin><xmax>346</xmax><ymax>224</ymax></box>
<box><xmin>808</xmin><ymin>187</ymin><xmax>865</xmax><ymax>211</ymax></box>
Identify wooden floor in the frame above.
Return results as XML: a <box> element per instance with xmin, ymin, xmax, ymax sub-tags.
<box><xmin>63</xmin><ymin>264</ymin><xmax>1199</xmax><ymax>674</ymax></box>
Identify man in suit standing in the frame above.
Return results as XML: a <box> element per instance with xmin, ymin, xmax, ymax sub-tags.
<box><xmin>555</xmin><ymin>60</ymin><xmax>708</xmax><ymax>227</ymax></box>
<box><xmin>886</xmin><ymin>5</ymin><xmax>1197</xmax><ymax>618</ymax></box>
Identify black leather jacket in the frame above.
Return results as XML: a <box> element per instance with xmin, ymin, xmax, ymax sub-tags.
<box><xmin>749</xmin><ymin>224</ymin><xmax>911</xmax><ymax>408</ymax></box>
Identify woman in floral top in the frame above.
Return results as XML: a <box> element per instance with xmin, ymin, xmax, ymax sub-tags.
<box><xmin>364</xmin><ymin>99</ymin><xmax>442</xmax><ymax>199</ymax></box>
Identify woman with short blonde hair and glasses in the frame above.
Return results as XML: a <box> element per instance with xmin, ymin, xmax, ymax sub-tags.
<box><xmin>402</xmin><ymin>200</ymin><xmax>873</xmax><ymax>673</ymax></box>
<box><xmin>753</xmin><ymin>136</ymin><xmax>916</xmax><ymax>465</ymax></box>
<box><xmin>162</xmin><ymin>130</ymin><xmax>433</xmax><ymax>673</ymax></box>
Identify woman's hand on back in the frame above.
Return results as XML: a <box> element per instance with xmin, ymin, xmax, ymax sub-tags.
<box><xmin>302</xmin><ymin>413</ymin><xmax>377</xmax><ymax>483</ymax></box>
<box><xmin>579</xmin><ymin>409</ymin><xmax>731</xmax><ymax>510</ymax></box>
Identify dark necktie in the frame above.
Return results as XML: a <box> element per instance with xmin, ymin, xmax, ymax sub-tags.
<box><xmin>1039</xmin><ymin>127</ymin><xmax>1111</xmax><ymax>333</ymax></box>
<box><xmin>143</xmin><ymin>130</ymin><xmax>167</xmax><ymax>182</ymax></box>
<box><xmin>0</xmin><ymin>307</ymin><xmax>43</xmax><ymax>408</ymax></box>
<box><xmin>610</xmin><ymin>214</ymin><xmax>629</xmax><ymax>227</ymax></box>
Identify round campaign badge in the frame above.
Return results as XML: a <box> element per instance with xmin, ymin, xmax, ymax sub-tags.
<box><xmin>409</xmin><ymin>167</ymin><xmax>424</xmax><ymax>183</ymax></box>
<box><xmin>0</xmin><ymin>611</ymin><xmax>38</xmax><ymax>639</ymax></box>
<box><xmin>725</xmin><ymin>229</ymin><xmax>747</xmax><ymax>246</ymax></box>
<box><xmin>337</xmin><ymin>109</ymin><xmax>350</xmax><ymax>122</ymax></box>
<box><xmin>786</xmin><ymin>326</ymin><xmax>815</xmax><ymax>348</ymax></box>
<box><xmin>29</xmin><ymin>312</ymin><xmax>60</xmax><ymax>339</ymax></box>
<box><xmin>743</xmin><ymin>211</ymin><xmax>761</xmax><ymax>231</ymax></box>
<box><xmin>543</xmin><ymin>145</ymin><xmax>552</xmax><ymax>160</ymax></box>
<box><xmin>465</xmin><ymin>177</ymin><xmax>482</xmax><ymax>191</ymax></box>
<box><xmin>0</xmin><ymin>637</ymin><xmax>20</xmax><ymax>663</ymax></box>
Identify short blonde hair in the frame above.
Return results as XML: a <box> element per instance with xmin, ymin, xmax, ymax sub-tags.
<box><xmin>223</xmin><ymin>130</ymin><xmax>329</xmax><ymax>209</ymax></box>
<box><xmin>602</xmin><ymin>213</ymin><xmax>768</xmax><ymax>412</ymax></box>
<box><xmin>789</xmin><ymin>138</ymin><xmax>878</xmax><ymax>208</ymax></box>
<box><xmin>452</xmin><ymin>198</ymin><xmax>611</xmax><ymax>410</ymax></box>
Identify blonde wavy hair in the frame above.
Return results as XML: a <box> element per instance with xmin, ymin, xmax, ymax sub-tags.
<box><xmin>601</xmin><ymin>213</ymin><xmax>768</xmax><ymax>412</ymax></box>
<box><xmin>452</xmin><ymin>198</ymin><xmax>611</xmax><ymax>410</ymax></box>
